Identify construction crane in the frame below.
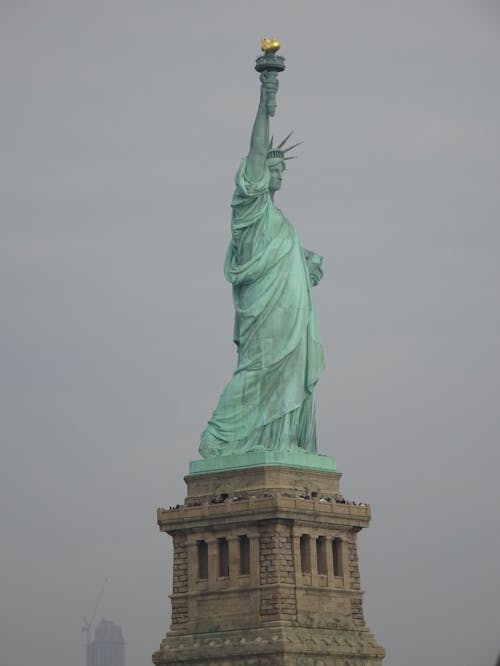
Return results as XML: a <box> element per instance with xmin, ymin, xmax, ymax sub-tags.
<box><xmin>82</xmin><ymin>578</ymin><xmax>108</xmax><ymax>645</ymax></box>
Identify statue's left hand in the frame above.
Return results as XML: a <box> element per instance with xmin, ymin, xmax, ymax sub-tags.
<box><xmin>259</xmin><ymin>71</ymin><xmax>279</xmax><ymax>116</ymax></box>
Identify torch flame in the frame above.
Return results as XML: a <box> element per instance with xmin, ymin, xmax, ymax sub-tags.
<box><xmin>261</xmin><ymin>38</ymin><xmax>281</xmax><ymax>54</ymax></box>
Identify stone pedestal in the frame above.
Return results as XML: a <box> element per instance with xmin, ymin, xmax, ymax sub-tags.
<box><xmin>153</xmin><ymin>456</ymin><xmax>384</xmax><ymax>666</ymax></box>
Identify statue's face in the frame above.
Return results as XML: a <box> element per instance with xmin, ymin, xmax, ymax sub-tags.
<box><xmin>268</xmin><ymin>161</ymin><xmax>285</xmax><ymax>192</ymax></box>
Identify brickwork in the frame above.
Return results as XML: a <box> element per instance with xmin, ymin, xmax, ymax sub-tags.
<box><xmin>277</xmin><ymin>531</ymin><xmax>294</xmax><ymax>584</ymax></box>
<box><xmin>259</xmin><ymin>529</ymin><xmax>278</xmax><ymax>585</ymax></box>
<box><xmin>351</xmin><ymin>597</ymin><xmax>365</xmax><ymax>627</ymax></box>
<box><xmin>170</xmin><ymin>597</ymin><xmax>188</xmax><ymax>626</ymax></box>
<box><xmin>347</xmin><ymin>535</ymin><xmax>361</xmax><ymax>592</ymax></box>
<box><xmin>153</xmin><ymin>624</ymin><xmax>385</xmax><ymax>665</ymax></box>
<box><xmin>170</xmin><ymin>534</ymin><xmax>188</xmax><ymax>626</ymax></box>
<box><xmin>258</xmin><ymin>522</ymin><xmax>297</xmax><ymax>619</ymax></box>
<box><xmin>346</xmin><ymin>534</ymin><xmax>365</xmax><ymax>627</ymax></box>
<box><xmin>172</xmin><ymin>534</ymin><xmax>188</xmax><ymax>594</ymax></box>
<box><xmin>154</xmin><ymin>464</ymin><xmax>384</xmax><ymax>665</ymax></box>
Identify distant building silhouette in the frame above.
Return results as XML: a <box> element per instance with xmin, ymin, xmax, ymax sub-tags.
<box><xmin>87</xmin><ymin>619</ymin><xmax>125</xmax><ymax>666</ymax></box>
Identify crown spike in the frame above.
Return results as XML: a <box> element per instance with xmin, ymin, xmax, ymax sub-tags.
<box><xmin>282</xmin><ymin>141</ymin><xmax>303</xmax><ymax>154</ymax></box>
<box><xmin>268</xmin><ymin>135</ymin><xmax>274</xmax><ymax>150</ymax></box>
<box><xmin>277</xmin><ymin>131</ymin><xmax>294</xmax><ymax>149</ymax></box>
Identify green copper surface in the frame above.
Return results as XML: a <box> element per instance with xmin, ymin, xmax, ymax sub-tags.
<box><xmin>190</xmin><ymin>451</ymin><xmax>336</xmax><ymax>475</ymax></box>
<box><xmin>198</xmin><ymin>45</ymin><xmax>325</xmax><ymax>465</ymax></box>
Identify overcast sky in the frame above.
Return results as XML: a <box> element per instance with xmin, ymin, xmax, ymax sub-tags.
<box><xmin>1</xmin><ymin>2</ymin><xmax>499</xmax><ymax>665</ymax></box>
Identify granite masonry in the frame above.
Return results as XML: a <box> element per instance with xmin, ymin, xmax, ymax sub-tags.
<box><xmin>153</xmin><ymin>462</ymin><xmax>385</xmax><ymax>665</ymax></box>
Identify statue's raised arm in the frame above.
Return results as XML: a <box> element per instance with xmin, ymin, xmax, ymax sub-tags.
<box><xmin>246</xmin><ymin>72</ymin><xmax>278</xmax><ymax>183</ymax></box>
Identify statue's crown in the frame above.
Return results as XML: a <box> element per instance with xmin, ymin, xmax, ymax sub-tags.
<box><xmin>267</xmin><ymin>132</ymin><xmax>302</xmax><ymax>162</ymax></box>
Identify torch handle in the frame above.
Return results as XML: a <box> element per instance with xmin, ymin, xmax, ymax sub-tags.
<box><xmin>267</xmin><ymin>95</ymin><xmax>277</xmax><ymax>117</ymax></box>
<box><xmin>263</xmin><ymin>70</ymin><xmax>278</xmax><ymax>118</ymax></box>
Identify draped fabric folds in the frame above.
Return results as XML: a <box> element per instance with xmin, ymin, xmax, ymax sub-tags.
<box><xmin>199</xmin><ymin>159</ymin><xmax>324</xmax><ymax>457</ymax></box>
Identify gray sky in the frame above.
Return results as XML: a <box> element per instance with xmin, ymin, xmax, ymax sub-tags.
<box><xmin>1</xmin><ymin>1</ymin><xmax>499</xmax><ymax>665</ymax></box>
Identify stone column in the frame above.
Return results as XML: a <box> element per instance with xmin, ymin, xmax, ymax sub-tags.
<box><xmin>249</xmin><ymin>533</ymin><xmax>260</xmax><ymax>585</ymax></box>
<box><xmin>207</xmin><ymin>537</ymin><xmax>218</xmax><ymax>589</ymax></box>
<box><xmin>186</xmin><ymin>538</ymin><xmax>197</xmax><ymax>593</ymax></box>
<box><xmin>228</xmin><ymin>535</ymin><xmax>239</xmax><ymax>586</ymax></box>
<box><xmin>326</xmin><ymin>533</ymin><xmax>335</xmax><ymax>587</ymax></box>
<box><xmin>292</xmin><ymin>532</ymin><xmax>302</xmax><ymax>583</ymax></box>
<box><xmin>310</xmin><ymin>532</ymin><xmax>319</xmax><ymax>585</ymax></box>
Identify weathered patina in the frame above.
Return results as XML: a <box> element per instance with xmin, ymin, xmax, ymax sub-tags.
<box><xmin>200</xmin><ymin>43</ymin><xmax>324</xmax><ymax>459</ymax></box>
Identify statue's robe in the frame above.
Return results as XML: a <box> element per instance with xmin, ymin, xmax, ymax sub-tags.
<box><xmin>199</xmin><ymin>159</ymin><xmax>324</xmax><ymax>457</ymax></box>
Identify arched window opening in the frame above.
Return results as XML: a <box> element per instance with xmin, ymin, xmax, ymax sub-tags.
<box><xmin>239</xmin><ymin>535</ymin><xmax>250</xmax><ymax>575</ymax></box>
<box><xmin>316</xmin><ymin>536</ymin><xmax>327</xmax><ymax>575</ymax></box>
<box><xmin>197</xmin><ymin>540</ymin><xmax>208</xmax><ymax>580</ymax></box>
<box><xmin>332</xmin><ymin>537</ymin><xmax>343</xmax><ymax>577</ymax></box>
<box><xmin>300</xmin><ymin>534</ymin><xmax>311</xmax><ymax>574</ymax></box>
<box><xmin>218</xmin><ymin>537</ymin><xmax>229</xmax><ymax>577</ymax></box>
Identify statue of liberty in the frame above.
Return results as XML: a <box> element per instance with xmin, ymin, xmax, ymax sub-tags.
<box><xmin>199</xmin><ymin>41</ymin><xmax>324</xmax><ymax>458</ymax></box>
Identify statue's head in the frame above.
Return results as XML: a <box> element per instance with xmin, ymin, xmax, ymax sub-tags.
<box><xmin>267</xmin><ymin>157</ymin><xmax>285</xmax><ymax>192</ymax></box>
<box><xmin>266</xmin><ymin>132</ymin><xmax>301</xmax><ymax>193</ymax></box>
